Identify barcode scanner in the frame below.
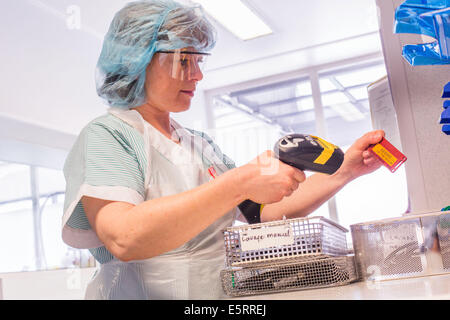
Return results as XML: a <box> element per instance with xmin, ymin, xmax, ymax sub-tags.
<box><xmin>274</xmin><ymin>134</ymin><xmax>344</xmax><ymax>174</ymax></box>
<box><xmin>238</xmin><ymin>134</ymin><xmax>345</xmax><ymax>224</ymax></box>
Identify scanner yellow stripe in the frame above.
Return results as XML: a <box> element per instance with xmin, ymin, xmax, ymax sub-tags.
<box><xmin>311</xmin><ymin>136</ymin><xmax>337</xmax><ymax>165</ymax></box>
<box><xmin>314</xmin><ymin>148</ymin><xmax>333</xmax><ymax>164</ymax></box>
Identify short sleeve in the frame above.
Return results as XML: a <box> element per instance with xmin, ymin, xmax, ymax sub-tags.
<box><xmin>62</xmin><ymin>115</ymin><xmax>147</xmax><ymax>249</ymax></box>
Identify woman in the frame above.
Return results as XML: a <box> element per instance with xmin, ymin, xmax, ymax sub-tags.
<box><xmin>62</xmin><ymin>0</ymin><xmax>384</xmax><ymax>299</ymax></box>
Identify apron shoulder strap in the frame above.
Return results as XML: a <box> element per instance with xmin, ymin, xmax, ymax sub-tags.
<box><xmin>186</xmin><ymin>128</ymin><xmax>236</xmax><ymax>170</ymax></box>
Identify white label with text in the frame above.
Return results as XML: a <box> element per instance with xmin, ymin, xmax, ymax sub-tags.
<box><xmin>240</xmin><ymin>225</ymin><xmax>294</xmax><ymax>251</ymax></box>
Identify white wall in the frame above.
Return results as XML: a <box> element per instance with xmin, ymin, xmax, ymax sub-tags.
<box><xmin>0</xmin><ymin>1</ymin><xmax>106</xmax><ymax>136</ymax></box>
<box><xmin>376</xmin><ymin>0</ymin><xmax>450</xmax><ymax>212</ymax></box>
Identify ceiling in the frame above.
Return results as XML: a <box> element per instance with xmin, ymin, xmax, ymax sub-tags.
<box><xmin>0</xmin><ymin>0</ymin><xmax>383</xmax><ymax>136</ymax></box>
<box><xmin>17</xmin><ymin>0</ymin><xmax>381</xmax><ymax>68</ymax></box>
<box><xmin>205</xmin><ymin>0</ymin><xmax>380</xmax><ymax>70</ymax></box>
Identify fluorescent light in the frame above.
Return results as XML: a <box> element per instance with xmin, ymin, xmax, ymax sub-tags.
<box><xmin>192</xmin><ymin>0</ymin><xmax>272</xmax><ymax>40</ymax></box>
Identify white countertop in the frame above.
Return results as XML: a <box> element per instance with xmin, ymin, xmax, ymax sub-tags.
<box><xmin>232</xmin><ymin>273</ymin><xmax>450</xmax><ymax>300</ymax></box>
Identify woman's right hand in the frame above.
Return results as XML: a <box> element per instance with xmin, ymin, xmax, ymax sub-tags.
<box><xmin>234</xmin><ymin>150</ymin><xmax>306</xmax><ymax>204</ymax></box>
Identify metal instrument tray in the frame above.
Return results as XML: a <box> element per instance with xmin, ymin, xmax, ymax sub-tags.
<box><xmin>221</xmin><ymin>255</ymin><xmax>358</xmax><ymax>297</ymax></box>
<box><xmin>351</xmin><ymin>210</ymin><xmax>450</xmax><ymax>281</ymax></box>
<box><xmin>223</xmin><ymin>216</ymin><xmax>348</xmax><ymax>267</ymax></box>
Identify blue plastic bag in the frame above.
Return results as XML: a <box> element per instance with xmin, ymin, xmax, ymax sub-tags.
<box><xmin>443</xmin><ymin>82</ymin><xmax>450</xmax><ymax>97</ymax></box>
<box><xmin>395</xmin><ymin>0</ymin><xmax>450</xmax><ymax>65</ymax></box>
<box><xmin>439</xmin><ymin>107</ymin><xmax>450</xmax><ymax>123</ymax></box>
<box><xmin>441</xmin><ymin>82</ymin><xmax>450</xmax><ymax>134</ymax></box>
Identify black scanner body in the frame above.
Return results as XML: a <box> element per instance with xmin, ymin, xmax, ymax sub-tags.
<box><xmin>238</xmin><ymin>133</ymin><xmax>345</xmax><ymax>224</ymax></box>
<box><xmin>274</xmin><ymin>133</ymin><xmax>344</xmax><ymax>175</ymax></box>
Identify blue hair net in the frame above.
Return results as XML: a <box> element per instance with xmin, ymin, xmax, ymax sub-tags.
<box><xmin>96</xmin><ymin>0</ymin><xmax>217</xmax><ymax>108</ymax></box>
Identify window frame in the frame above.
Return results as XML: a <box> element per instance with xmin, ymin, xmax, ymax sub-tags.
<box><xmin>0</xmin><ymin>148</ymin><xmax>96</xmax><ymax>273</ymax></box>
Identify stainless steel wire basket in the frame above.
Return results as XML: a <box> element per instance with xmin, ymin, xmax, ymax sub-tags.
<box><xmin>351</xmin><ymin>210</ymin><xmax>450</xmax><ymax>281</ymax></box>
<box><xmin>221</xmin><ymin>255</ymin><xmax>358</xmax><ymax>297</ymax></box>
<box><xmin>223</xmin><ymin>216</ymin><xmax>349</xmax><ymax>267</ymax></box>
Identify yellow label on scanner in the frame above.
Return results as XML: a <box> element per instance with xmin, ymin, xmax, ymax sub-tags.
<box><xmin>311</xmin><ymin>136</ymin><xmax>336</xmax><ymax>165</ymax></box>
<box><xmin>372</xmin><ymin>144</ymin><xmax>397</xmax><ymax>166</ymax></box>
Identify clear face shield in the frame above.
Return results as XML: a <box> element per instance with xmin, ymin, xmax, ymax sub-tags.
<box><xmin>156</xmin><ymin>49</ymin><xmax>210</xmax><ymax>81</ymax></box>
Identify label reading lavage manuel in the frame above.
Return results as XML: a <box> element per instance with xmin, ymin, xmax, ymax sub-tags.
<box><xmin>239</xmin><ymin>224</ymin><xmax>294</xmax><ymax>251</ymax></box>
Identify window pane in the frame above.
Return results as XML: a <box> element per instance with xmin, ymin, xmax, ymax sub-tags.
<box><xmin>0</xmin><ymin>162</ymin><xmax>36</xmax><ymax>272</ymax></box>
<box><xmin>0</xmin><ymin>162</ymin><xmax>31</xmax><ymax>203</ymax></box>
<box><xmin>319</xmin><ymin>78</ymin><xmax>336</xmax><ymax>93</ymax></box>
<box><xmin>37</xmin><ymin>167</ymin><xmax>66</xmax><ymax>195</ymax></box>
<box><xmin>336</xmin><ymin>165</ymin><xmax>409</xmax><ymax>231</ymax></box>
<box><xmin>0</xmin><ymin>207</ymin><xmax>36</xmax><ymax>272</ymax></box>
<box><xmin>321</xmin><ymin>64</ymin><xmax>379</xmax><ymax>147</ymax></box>
<box><xmin>347</xmin><ymin>86</ymin><xmax>369</xmax><ymax>100</ymax></box>
<box><xmin>295</xmin><ymin>81</ymin><xmax>312</xmax><ymax>96</ymax></box>
<box><xmin>321</xmin><ymin>91</ymin><xmax>349</xmax><ymax>106</ymax></box>
<box><xmin>212</xmin><ymin>79</ymin><xmax>314</xmax><ymax>166</ymax></box>
<box><xmin>0</xmin><ymin>163</ymin><xmax>95</xmax><ymax>273</ymax></box>
<box><xmin>305</xmin><ymin>172</ymin><xmax>330</xmax><ymax>220</ymax></box>
<box><xmin>334</xmin><ymin>64</ymin><xmax>387</xmax><ymax>87</ymax></box>
<box><xmin>212</xmin><ymin>122</ymin><xmax>282</xmax><ymax>166</ymax></box>
<box><xmin>38</xmin><ymin>167</ymin><xmax>95</xmax><ymax>269</ymax></box>
<box><xmin>295</xmin><ymin>96</ymin><xmax>314</xmax><ymax>112</ymax></box>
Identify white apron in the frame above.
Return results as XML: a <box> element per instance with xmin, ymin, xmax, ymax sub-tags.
<box><xmin>84</xmin><ymin>108</ymin><xmax>237</xmax><ymax>299</ymax></box>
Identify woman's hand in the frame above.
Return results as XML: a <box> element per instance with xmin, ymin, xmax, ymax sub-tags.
<box><xmin>334</xmin><ymin>130</ymin><xmax>385</xmax><ymax>183</ymax></box>
<box><xmin>234</xmin><ymin>150</ymin><xmax>306</xmax><ymax>204</ymax></box>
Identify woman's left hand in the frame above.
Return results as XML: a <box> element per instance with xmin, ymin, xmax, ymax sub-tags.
<box><xmin>335</xmin><ymin>130</ymin><xmax>385</xmax><ymax>183</ymax></box>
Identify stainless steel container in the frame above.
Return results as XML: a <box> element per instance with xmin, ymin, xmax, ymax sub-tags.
<box><xmin>351</xmin><ymin>210</ymin><xmax>450</xmax><ymax>281</ymax></box>
<box><xmin>221</xmin><ymin>255</ymin><xmax>358</xmax><ymax>297</ymax></box>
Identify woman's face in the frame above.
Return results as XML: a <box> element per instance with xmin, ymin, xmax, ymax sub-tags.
<box><xmin>143</xmin><ymin>50</ymin><xmax>204</xmax><ymax>113</ymax></box>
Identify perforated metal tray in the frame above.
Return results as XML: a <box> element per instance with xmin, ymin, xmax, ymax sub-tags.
<box><xmin>223</xmin><ymin>216</ymin><xmax>348</xmax><ymax>267</ymax></box>
<box><xmin>221</xmin><ymin>255</ymin><xmax>358</xmax><ymax>297</ymax></box>
<box><xmin>351</xmin><ymin>210</ymin><xmax>450</xmax><ymax>281</ymax></box>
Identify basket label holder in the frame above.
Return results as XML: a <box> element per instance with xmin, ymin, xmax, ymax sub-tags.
<box><xmin>239</xmin><ymin>224</ymin><xmax>294</xmax><ymax>252</ymax></box>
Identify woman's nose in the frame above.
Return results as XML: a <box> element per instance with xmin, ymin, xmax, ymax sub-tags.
<box><xmin>188</xmin><ymin>65</ymin><xmax>203</xmax><ymax>81</ymax></box>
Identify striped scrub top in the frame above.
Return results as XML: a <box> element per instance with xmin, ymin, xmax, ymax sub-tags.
<box><xmin>62</xmin><ymin>112</ymin><xmax>236</xmax><ymax>264</ymax></box>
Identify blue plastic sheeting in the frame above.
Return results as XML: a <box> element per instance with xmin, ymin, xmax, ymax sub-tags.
<box><xmin>442</xmin><ymin>124</ymin><xmax>450</xmax><ymax>134</ymax></box>
<box><xmin>440</xmin><ymin>107</ymin><xmax>450</xmax><ymax>123</ymax></box>
<box><xmin>441</xmin><ymin>82</ymin><xmax>450</xmax><ymax>135</ymax></box>
<box><xmin>443</xmin><ymin>82</ymin><xmax>450</xmax><ymax>97</ymax></box>
<box><xmin>395</xmin><ymin>0</ymin><xmax>450</xmax><ymax>65</ymax></box>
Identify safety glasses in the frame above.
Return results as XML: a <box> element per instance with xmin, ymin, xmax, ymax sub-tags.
<box><xmin>156</xmin><ymin>49</ymin><xmax>210</xmax><ymax>81</ymax></box>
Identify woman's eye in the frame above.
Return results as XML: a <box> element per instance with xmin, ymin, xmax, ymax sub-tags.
<box><xmin>180</xmin><ymin>59</ymin><xmax>189</xmax><ymax>67</ymax></box>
